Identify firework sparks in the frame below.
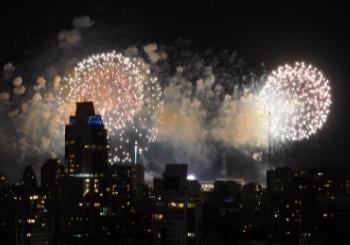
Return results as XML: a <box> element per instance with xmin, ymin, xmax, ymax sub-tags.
<box><xmin>59</xmin><ymin>51</ymin><xmax>162</xmax><ymax>163</ymax></box>
<box><xmin>259</xmin><ymin>62</ymin><xmax>331</xmax><ymax>141</ymax></box>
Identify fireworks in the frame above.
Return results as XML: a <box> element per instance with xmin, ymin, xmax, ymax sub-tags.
<box><xmin>59</xmin><ymin>51</ymin><xmax>162</xmax><ymax>163</ymax></box>
<box><xmin>259</xmin><ymin>62</ymin><xmax>331</xmax><ymax>141</ymax></box>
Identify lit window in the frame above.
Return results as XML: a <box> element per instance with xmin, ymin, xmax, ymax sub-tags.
<box><xmin>187</xmin><ymin>203</ymin><xmax>195</xmax><ymax>208</ymax></box>
<box><xmin>152</xmin><ymin>214</ymin><xmax>163</xmax><ymax>220</ymax></box>
<box><xmin>29</xmin><ymin>195</ymin><xmax>39</xmax><ymax>200</ymax></box>
<box><xmin>187</xmin><ymin>232</ymin><xmax>195</xmax><ymax>238</ymax></box>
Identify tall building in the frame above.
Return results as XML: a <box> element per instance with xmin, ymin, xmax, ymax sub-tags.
<box><xmin>202</xmin><ymin>179</ymin><xmax>243</xmax><ymax>244</ymax></box>
<box><xmin>242</xmin><ymin>182</ymin><xmax>264</xmax><ymax>211</ymax></box>
<box><xmin>16</xmin><ymin>193</ymin><xmax>49</xmax><ymax>245</ymax></box>
<box><xmin>22</xmin><ymin>166</ymin><xmax>37</xmax><ymax>192</ymax></box>
<box><xmin>41</xmin><ymin>158</ymin><xmax>64</xmax><ymax>200</ymax></box>
<box><xmin>65</xmin><ymin>101</ymin><xmax>108</xmax><ymax>175</ymax></box>
<box><xmin>109</xmin><ymin>163</ymin><xmax>145</xmax><ymax>203</ymax></box>
<box><xmin>266</xmin><ymin>167</ymin><xmax>293</xmax><ymax>192</ymax></box>
<box><xmin>152</xmin><ymin>164</ymin><xmax>202</xmax><ymax>245</ymax></box>
<box><xmin>61</xmin><ymin>102</ymin><xmax>110</xmax><ymax>243</ymax></box>
<box><xmin>41</xmin><ymin>158</ymin><xmax>64</xmax><ymax>244</ymax></box>
<box><xmin>0</xmin><ymin>175</ymin><xmax>13</xmax><ymax>244</ymax></box>
<box><xmin>16</xmin><ymin>167</ymin><xmax>49</xmax><ymax>245</ymax></box>
<box><xmin>266</xmin><ymin>167</ymin><xmax>350</xmax><ymax>243</ymax></box>
<box><xmin>109</xmin><ymin>163</ymin><xmax>137</xmax><ymax>239</ymax></box>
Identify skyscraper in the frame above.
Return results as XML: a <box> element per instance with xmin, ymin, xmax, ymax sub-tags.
<box><xmin>41</xmin><ymin>158</ymin><xmax>64</xmax><ymax>200</ymax></box>
<box><xmin>61</xmin><ymin>102</ymin><xmax>110</xmax><ymax>243</ymax></box>
<box><xmin>65</xmin><ymin>101</ymin><xmax>108</xmax><ymax>175</ymax></box>
<box><xmin>41</xmin><ymin>159</ymin><xmax>64</xmax><ymax>244</ymax></box>
<box><xmin>152</xmin><ymin>164</ymin><xmax>202</xmax><ymax>245</ymax></box>
<box><xmin>16</xmin><ymin>166</ymin><xmax>50</xmax><ymax>245</ymax></box>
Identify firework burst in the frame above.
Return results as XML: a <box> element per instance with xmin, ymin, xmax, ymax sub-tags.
<box><xmin>59</xmin><ymin>51</ymin><xmax>162</xmax><ymax>163</ymax></box>
<box><xmin>259</xmin><ymin>62</ymin><xmax>331</xmax><ymax>141</ymax></box>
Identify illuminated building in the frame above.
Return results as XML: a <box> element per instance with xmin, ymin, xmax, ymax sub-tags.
<box><xmin>65</xmin><ymin>101</ymin><xmax>108</xmax><ymax>175</ymax></box>
<box><xmin>16</xmin><ymin>167</ymin><xmax>49</xmax><ymax>244</ymax></box>
<box><xmin>0</xmin><ymin>174</ymin><xmax>13</xmax><ymax>243</ymax></box>
<box><xmin>112</xmin><ymin>162</ymin><xmax>147</xmax><ymax>202</ymax></box>
<box><xmin>202</xmin><ymin>179</ymin><xmax>243</xmax><ymax>244</ymax></box>
<box><xmin>41</xmin><ymin>158</ymin><xmax>64</xmax><ymax>243</ymax></box>
<box><xmin>240</xmin><ymin>183</ymin><xmax>266</xmax><ymax>240</ymax></box>
<box><xmin>16</xmin><ymin>193</ymin><xmax>49</xmax><ymax>245</ymax></box>
<box><xmin>152</xmin><ymin>164</ymin><xmax>202</xmax><ymax>245</ymax></box>
<box><xmin>41</xmin><ymin>158</ymin><xmax>64</xmax><ymax>200</ymax></box>
<box><xmin>315</xmin><ymin>195</ymin><xmax>350</xmax><ymax>243</ymax></box>
<box><xmin>60</xmin><ymin>102</ymin><xmax>109</xmax><ymax>242</ymax></box>
<box><xmin>242</xmin><ymin>182</ymin><xmax>264</xmax><ymax>211</ymax></box>
<box><xmin>109</xmin><ymin>163</ymin><xmax>137</xmax><ymax>234</ymax></box>
<box><xmin>267</xmin><ymin>167</ymin><xmax>350</xmax><ymax>243</ymax></box>
<box><xmin>199</xmin><ymin>181</ymin><xmax>214</xmax><ymax>193</ymax></box>
<box><xmin>108</xmin><ymin>163</ymin><xmax>150</xmax><ymax>242</ymax></box>
<box><xmin>266</xmin><ymin>167</ymin><xmax>293</xmax><ymax>192</ymax></box>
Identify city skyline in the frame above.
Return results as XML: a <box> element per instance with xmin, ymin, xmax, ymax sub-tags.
<box><xmin>0</xmin><ymin>7</ymin><xmax>349</xmax><ymax>183</ymax></box>
<box><xmin>0</xmin><ymin>6</ymin><xmax>349</xmax><ymax>244</ymax></box>
<box><xmin>0</xmin><ymin>101</ymin><xmax>349</xmax><ymax>244</ymax></box>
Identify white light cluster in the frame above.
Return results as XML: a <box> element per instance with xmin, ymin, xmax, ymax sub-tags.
<box><xmin>259</xmin><ymin>62</ymin><xmax>331</xmax><ymax>141</ymax></box>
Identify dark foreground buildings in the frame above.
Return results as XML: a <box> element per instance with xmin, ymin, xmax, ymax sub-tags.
<box><xmin>266</xmin><ymin>167</ymin><xmax>350</xmax><ymax>244</ymax></box>
<box><xmin>152</xmin><ymin>164</ymin><xmax>202</xmax><ymax>245</ymax></box>
<box><xmin>0</xmin><ymin>102</ymin><xmax>350</xmax><ymax>244</ymax></box>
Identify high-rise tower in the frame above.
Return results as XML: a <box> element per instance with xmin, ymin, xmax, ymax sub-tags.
<box><xmin>62</xmin><ymin>102</ymin><xmax>110</xmax><ymax>242</ymax></box>
<box><xmin>65</xmin><ymin>101</ymin><xmax>108</xmax><ymax>175</ymax></box>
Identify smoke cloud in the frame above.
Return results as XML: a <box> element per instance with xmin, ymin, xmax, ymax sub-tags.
<box><xmin>12</xmin><ymin>76</ymin><xmax>23</xmax><ymax>87</ymax></box>
<box><xmin>0</xmin><ymin>16</ymin><xmax>272</xmax><ymax>183</ymax></box>
<box><xmin>144</xmin><ymin>43</ymin><xmax>167</xmax><ymax>64</ymax></box>
<box><xmin>0</xmin><ymin>92</ymin><xmax>10</xmax><ymax>101</ymax></box>
<box><xmin>13</xmin><ymin>86</ymin><xmax>26</xmax><ymax>95</ymax></box>
<box><xmin>72</xmin><ymin>16</ymin><xmax>95</xmax><ymax>29</ymax></box>
<box><xmin>3</xmin><ymin>62</ymin><xmax>15</xmax><ymax>72</ymax></box>
<box><xmin>58</xmin><ymin>29</ymin><xmax>82</xmax><ymax>48</ymax></box>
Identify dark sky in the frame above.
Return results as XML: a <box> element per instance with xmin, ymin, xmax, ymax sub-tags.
<box><xmin>0</xmin><ymin>5</ymin><xmax>349</xmax><ymax>178</ymax></box>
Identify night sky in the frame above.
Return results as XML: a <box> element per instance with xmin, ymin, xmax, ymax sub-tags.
<box><xmin>0</xmin><ymin>4</ymin><xmax>349</xmax><ymax>181</ymax></box>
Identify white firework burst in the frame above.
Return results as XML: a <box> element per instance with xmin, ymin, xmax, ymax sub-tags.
<box><xmin>259</xmin><ymin>62</ymin><xmax>331</xmax><ymax>141</ymax></box>
<box><xmin>59</xmin><ymin>51</ymin><xmax>162</xmax><ymax>163</ymax></box>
